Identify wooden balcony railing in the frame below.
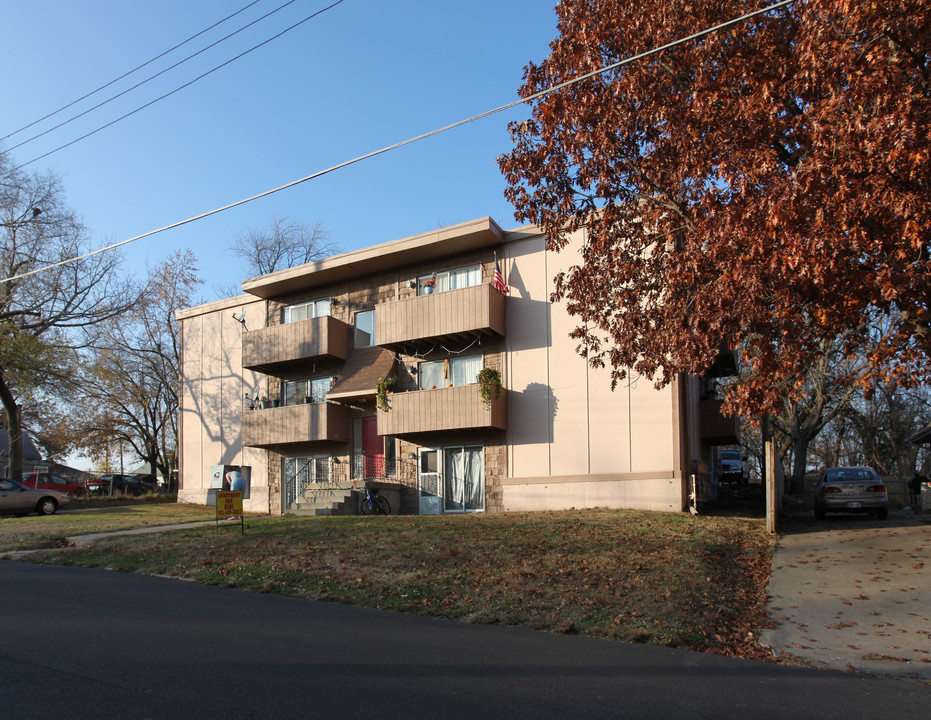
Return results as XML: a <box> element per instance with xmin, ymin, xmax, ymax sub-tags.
<box><xmin>699</xmin><ymin>398</ymin><xmax>739</xmax><ymax>444</ymax></box>
<box><xmin>377</xmin><ymin>384</ymin><xmax>507</xmax><ymax>436</ymax></box>
<box><xmin>375</xmin><ymin>283</ymin><xmax>505</xmax><ymax>354</ymax></box>
<box><xmin>242</xmin><ymin>315</ymin><xmax>350</xmax><ymax>372</ymax></box>
<box><xmin>243</xmin><ymin>401</ymin><xmax>351</xmax><ymax>448</ymax></box>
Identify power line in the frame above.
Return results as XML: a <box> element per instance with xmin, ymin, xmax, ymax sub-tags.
<box><xmin>5</xmin><ymin>0</ymin><xmax>344</xmax><ymax>174</ymax></box>
<box><xmin>1</xmin><ymin>0</ymin><xmax>796</xmax><ymax>284</ymax></box>
<box><xmin>0</xmin><ymin>0</ymin><xmax>264</xmax><ymax>143</ymax></box>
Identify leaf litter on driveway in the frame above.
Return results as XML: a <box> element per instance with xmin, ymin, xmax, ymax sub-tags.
<box><xmin>761</xmin><ymin>512</ymin><xmax>931</xmax><ymax>681</ymax></box>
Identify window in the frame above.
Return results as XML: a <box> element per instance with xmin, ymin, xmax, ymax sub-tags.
<box><xmin>417</xmin><ymin>265</ymin><xmax>481</xmax><ymax>296</ymax></box>
<box><xmin>281</xmin><ymin>298</ymin><xmax>330</xmax><ymax>324</ymax></box>
<box><xmin>419</xmin><ymin>355</ymin><xmax>481</xmax><ymax>389</ymax></box>
<box><xmin>354</xmin><ymin>310</ymin><xmax>375</xmax><ymax>347</ymax></box>
<box><xmin>281</xmin><ymin>377</ymin><xmax>331</xmax><ymax>406</ymax></box>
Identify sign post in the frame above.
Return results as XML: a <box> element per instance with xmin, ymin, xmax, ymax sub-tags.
<box><xmin>215</xmin><ymin>490</ymin><xmax>244</xmax><ymax>535</ymax></box>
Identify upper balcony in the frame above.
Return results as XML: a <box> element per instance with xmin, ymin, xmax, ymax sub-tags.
<box><xmin>242</xmin><ymin>315</ymin><xmax>350</xmax><ymax>373</ymax></box>
<box><xmin>375</xmin><ymin>283</ymin><xmax>506</xmax><ymax>355</ymax></box>
<box><xmin>377</xmin><ymin>384</ymin><xmax>507</xmax><ymax>437</ymax></box>
<box><xmin>243</xmin><ymin>401</ymin><xmax>351</xmax><ymax>449</ymax></box>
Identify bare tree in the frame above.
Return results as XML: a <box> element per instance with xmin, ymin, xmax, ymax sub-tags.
<box><xmin>232</xmin><ymin>217</ymin><xmax>336</xmax><ymax>277</ymax></box>
<box><xmin>0</xmin><ymin>150</ymin><xmax>137</xmax><ymax>481</ymax></box>
<box><xmin>76</xmin><ymin>249</ymin><xmax>201</xmax><ymax>482</ymax></box>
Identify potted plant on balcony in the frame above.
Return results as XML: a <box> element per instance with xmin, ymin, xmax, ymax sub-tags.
<box><xmin>477</xmin><ymin>367</ymin><xmax>502</xmax><ymax>408</ymax></box>
<box><xmin>422</xmin><ymin>272</ymin><xmax>437</xmax><ymax>295</ymax></box>
<box><xmin>271</xmin><ymin>392</ymin><xmax>280</xmax><ymax>408</ymax></box>
<box><xmin>375</xmin><ymin>376</ymin><xmax>396</xmax><ymax>412</ymax></box>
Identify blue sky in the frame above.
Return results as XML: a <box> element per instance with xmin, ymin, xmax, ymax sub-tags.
<box><xmin>1</xmin><ymin>0</ymin><xmax>559</xmax><ymax>301</ymax></box>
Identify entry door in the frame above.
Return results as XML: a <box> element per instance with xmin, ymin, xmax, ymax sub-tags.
<box><xmin>418</xmin><ymin>449</ymin><xmax>441</xmax><ymax>515</ymax></box>
<box><xmin>361</xmin><ymin>417</ymin><xmax>383</xmax><ymax>479</ymax></box>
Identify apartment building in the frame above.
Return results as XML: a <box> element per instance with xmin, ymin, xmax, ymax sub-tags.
<box><xmin>177</xmin><ymin>217</ymin><xmax>737</xmax><ymax>515</ymax></box>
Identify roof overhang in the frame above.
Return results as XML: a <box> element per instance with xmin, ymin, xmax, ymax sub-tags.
<box><xmin>907</xmin><ymin>425</ymin><xmax>931</xmax><ymax>445</ymax></box>
<box><xmin>241</xmin><ymin>216</ymin><xmax>505</xmax><ymax>299</ymax></box>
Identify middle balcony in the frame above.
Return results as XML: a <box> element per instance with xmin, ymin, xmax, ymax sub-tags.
<box><xmin>375</xmin><ymin>283</ymin><xmax>506</xmax><ymax>355</ymax></box>
<box><xmin>377</xmin><ymin>384</ymin><xmax>507</xmax><ymax>436</ymax></box>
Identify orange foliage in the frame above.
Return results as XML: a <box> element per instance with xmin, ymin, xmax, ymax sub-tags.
<box><xmin>499</xmin><ymin>0</ymin><xmax>930</xmax><ymax>415</ymax></box>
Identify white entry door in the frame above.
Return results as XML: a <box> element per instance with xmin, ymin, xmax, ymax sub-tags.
<box><xmin>418</xmin><ymin>449</ymin><xmax>441</xmax><ymax>515</ymax></box>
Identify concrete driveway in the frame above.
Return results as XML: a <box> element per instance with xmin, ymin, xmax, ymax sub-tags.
<box><xmin>760</xmin><ymin>509</ymin><xmax>931</xmax><ymax>681</ymax></box>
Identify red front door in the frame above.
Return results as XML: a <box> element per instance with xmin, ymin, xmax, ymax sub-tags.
<box><xmin>361</xmin><ymin>417</ymin><xmax>384</xmax><ymax>479</ymax></box>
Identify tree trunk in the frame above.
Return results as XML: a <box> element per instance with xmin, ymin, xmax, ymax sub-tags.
<box><xmin>0</xmin><ymin>375</ymin><xmax>24</xmax><ymax>482</ymax></box>
<box><xmin>789</xmin><ymin>435</ymin><xmax>810</xmax><ymax>496</ymax></box>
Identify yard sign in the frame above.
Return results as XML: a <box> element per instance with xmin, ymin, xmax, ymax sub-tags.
<box><xmin>215</xmin><ymin>490</ymin><xmax>244</xmax><ymax>535</ymax></box>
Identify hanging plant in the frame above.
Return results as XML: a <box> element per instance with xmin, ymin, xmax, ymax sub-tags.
<box><xmin>477</xmin><ymin>367</ymin><xmax>502</xmax><ymax>408</ymax></box>
<box><xmin>375</xmin><ymin>376</ymin><xmax>396</xmax><ymax>412</ymax></box>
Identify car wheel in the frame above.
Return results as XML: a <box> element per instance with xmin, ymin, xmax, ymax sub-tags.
<box><xmin>36</xmin><ymin>498</ymin><xmax>58</xmax><ymax>516</ymax></box>
<box><xmin>876</xmin><ymin>508</ymin><xmax>888</xmax><ymax>520</ymax></box>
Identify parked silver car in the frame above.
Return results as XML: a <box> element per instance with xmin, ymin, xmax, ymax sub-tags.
<box><xmin>814</xmin><ymin>467</ymin><xmax>888</xmax><ymax>520</ymax></box>
<box><xmin>0</xmin><ymin>477</ymin><xmax>69</xmax><ymax>517</ymax></box>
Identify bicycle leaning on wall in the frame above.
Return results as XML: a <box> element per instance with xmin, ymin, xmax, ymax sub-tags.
<box><xmin>359</xmin><ymin>483</ymin><xmax>391</xmax><ymax>515</ymax></box>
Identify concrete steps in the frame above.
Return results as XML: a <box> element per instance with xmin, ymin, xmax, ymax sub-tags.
<box><xmin>288</xmin><ymin>483</ymin><xmax>360</xmax><ymax>516</ymax></box>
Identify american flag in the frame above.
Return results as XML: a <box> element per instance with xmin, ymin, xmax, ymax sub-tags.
<box><xmin>493</xmin><ymin>256</ymin><xmax>509</xmax><ymax>294</ymax></box>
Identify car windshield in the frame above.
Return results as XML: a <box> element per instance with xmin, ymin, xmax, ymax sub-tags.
<box><xmin>825</xmin><ymin>468</ymin><xmax>878</xmax><ymax>483</ymax></box>
<box><xmin>719</xmin><ymin>450</ymin><xmax>741</xmax><ymax>461</ymax></box>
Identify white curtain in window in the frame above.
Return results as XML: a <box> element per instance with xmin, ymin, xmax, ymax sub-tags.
<box><xmin>452</xmin><ymin>355</ymin><xmax>481</xmax><ymax>386</ymax></box>
<box><xmin>444</xmin><ymin>446</ymin><xmax>483</xmax><ymax>512</ymax></box>
<box><xmin>310</xmin><ymin>377</ymin><xmax>331</xmax><ymax>403</ymax></box>
<box><xmin>449</xmin><ymin>265</ymin><xmax>480</xmax><ymax>290</ymax></box>
<box><xmin>420</xmin><ymin>361</ymin><xmax>444</xmax><ymax>389</ymax></box>
<box><xmin>444</xmin><ymin>448</ymin><xmax>465</xmax><ymax>512</ymax></box>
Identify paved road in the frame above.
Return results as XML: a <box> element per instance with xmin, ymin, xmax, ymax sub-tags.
<box><xmin>761</xmin><ymin>510</ymin><xmax>931</xmax><ymax>680</ymax></box>
<box><xmin>2</xmin><ymin>561</ymin><xmax>928</xmax><ymax>719</ymax></box>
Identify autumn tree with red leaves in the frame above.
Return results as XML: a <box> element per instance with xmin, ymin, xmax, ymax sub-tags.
<box><xmin>499</xmin><ymin>0</ymin><xmax>930</xmax><ymax>429</ymax></box>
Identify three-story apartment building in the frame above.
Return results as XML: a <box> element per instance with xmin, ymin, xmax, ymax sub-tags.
<box><xmin>177</xmin><ymin>217</ymin><xmax>738</xmax><ymax>515</ymax></box>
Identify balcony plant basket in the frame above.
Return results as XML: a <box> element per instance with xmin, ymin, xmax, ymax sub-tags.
<box><xmin>477</xmin><ymin>367</ymin><xmax>502</xmax><ymax>408</ymax></box>
<box><xmin>375</xmin><ymin>376</ymin><xmax>396</xmax><ymax>412</ymax></box>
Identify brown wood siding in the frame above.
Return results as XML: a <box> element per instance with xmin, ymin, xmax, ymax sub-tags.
<box><xmin>242</xmin><ymin>315</ymin><xmax>350</xmax><ymax>371</ymax></box>
<box><xmin>699</xmin><ymin>398</ymin><xmax>739</xmax><ymax>444</ymax></box>
<box><xmin>375</xmin><ymin>283</ymin><xmax>506</xmax><ymax>350</ymax></box>
<box><xmin>243</xmin><ymin>401</ymin><xmax>351</xmax><ymax>448</ymax></box>
<box><xmin>377</xmin><ymin>385</ymin><xmax>507</xmax><ymax>435</ymax></box>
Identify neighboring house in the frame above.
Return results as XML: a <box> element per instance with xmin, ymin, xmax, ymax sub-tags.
<box><xmin>0</xmin><ymin>430</ymin><xmax>46</xmax><ymax>478</ymax></box>
<box><xmin>177</xmin><ymin>217</ymin><xmax>738</xmax><ymax>515</ymax></box>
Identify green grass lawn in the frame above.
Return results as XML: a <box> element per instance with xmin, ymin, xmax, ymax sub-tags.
<box><xmin>8</xmin><ymin>505</ymin><xmax>776</xmax><ymax>661</ymax></box>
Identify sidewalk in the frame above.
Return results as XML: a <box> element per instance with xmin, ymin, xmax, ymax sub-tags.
<box><xmin>0</xmin><ymin>519</ymin><xmax>228</xmax><ymax>561</ymax></box>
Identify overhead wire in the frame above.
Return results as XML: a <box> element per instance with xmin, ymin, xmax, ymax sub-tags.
<box><xmin>0</xmin><ymin>0</ymin><xmax>264</xmax><ymax>143</ymax></box>
<box><xmin>5</xmin><ymin>0</ymin><xmax>345</xmax><ymax>174</ymax></box>
<box><xmin>5</xmin><ymin>0</ymin><xmax>300</xmax><ymax>153</ymax></box>
<box><xmin>1</xmin><ymin>0</ymin><xmax>796</xmax><ymax>284</ymax></box>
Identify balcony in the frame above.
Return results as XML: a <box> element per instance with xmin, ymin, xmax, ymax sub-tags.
<box><xmin>242</xmin><ymin>315</ymin><xmax>350</xmax><ymax>372</ymax></box>
<box><xmin>243</xmin><ymin>401</ymin><xmax>351</xmax><ymax>449</ymax></box>
<box><xmin>699</xmin><ymin>398</ymin><xmax>739</xmax><ymax>445</ymax></box>
<box><xmin>377</xmin><ymin>384</ymin><xmax>507</xmax><ymax>436</ymax></box>
<box><xmin>375</xmin><ymin>283</ymin><xmax>505</xmax><ymax>354</ymax></box>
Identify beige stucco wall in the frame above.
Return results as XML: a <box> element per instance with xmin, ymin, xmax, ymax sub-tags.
<box><xmin>501</xmin><ymin>228</ymin><xmax>683</xmax><ymax>512</ymax></box>
<box><xmin>177</xmin><ymin>295</ymin><xmax>269</xmax><ymax>512</ymax></box>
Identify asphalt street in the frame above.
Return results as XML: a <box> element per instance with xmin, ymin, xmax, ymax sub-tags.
<box><xmin>1</xmin><ymin>560</ymin><xmax>928</xmax><ymax>719</ymax></box>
